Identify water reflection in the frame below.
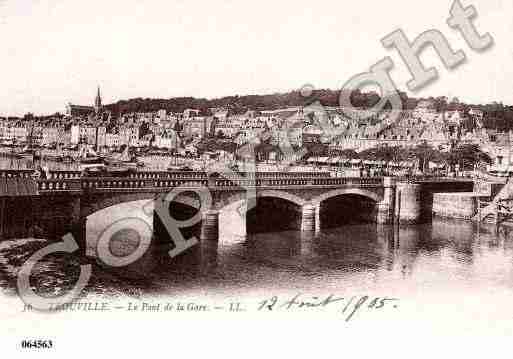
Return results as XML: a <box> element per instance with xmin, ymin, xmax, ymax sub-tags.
<box><xmin>3</xmin><ymin>200</ymin><xmax>513</xmax><ymax>298</ymax></box>
<box><xmin>3</xmin><ymin>156</ymin><xmax>513</xmax><ymax>308</ymax></box>
<box><xmin>116</xmin><ymin>216</ymin><xmax>513</xmax><ymax>296</ymax></box>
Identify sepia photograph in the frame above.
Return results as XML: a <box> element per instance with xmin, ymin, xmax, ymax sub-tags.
<box><xmin>0</xmin><ymin>0</ymin><xmax>512</xmax><ymax>356</ymax></box>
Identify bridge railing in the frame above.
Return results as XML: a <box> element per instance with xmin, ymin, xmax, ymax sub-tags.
<box><xmin>35</xmin><ymin>175</ymin><xmax>475</xmax><ymax>193</ymax></box>
<box><xmin>221</xmin><ymin>172</ymin><xmax>331</xmax><ymax>179</ymax></box>
<box><xmin>127</xmin><ymin>171</ymin><xmax>333</xmax><ymax>180</ymax></box>
<box><xmin>80</xmin><ymin>177</ymin><xmax>209</xmax><ymax>190</ymax></box>
<box><xmin>35</xmin><ymin>175</ymin><xmax>384</xmax><ymax>193</ymax></box>
<box><xmin>47</xmin><ymin>170</ymin><xmax>82</xmax><ymax>179</ymax></box>
<box><xmin>37</xmin><ymin>174</ymin><xmax>477</xmax><ymax>193</ymax></box>
<box><xmin>37</xmin><ymin>179</ymin><xmax>82</xmax><ymax>191</ymax></box>
<box><xmin>128</xmin><ymin>171</ymin><xmax>207</xmax><ymax>180</ymax></box>
<box><xmin>1</xmin><ymin>169</ymin><xmax>83</xmax><ymax>180</ymax></box>
<box><xmin>310</xmin><ymin>177</ymin><xmax>383</xmax><ymax>186</ymax></box>
<box><xmin>397</xmin><ymin>175</ymin><xmax>475</xmax><ymax>183</ymax></box>
<box><xmin>215</xmin><ymin>178</ymin><xmax>313</xmax><ymax>187</ymax></box>
<box><xmin>0</xmin><ymin>169</ymin><xmax>34</xmax><ymax>178</ymax></box>
<box><xmin>213</xmin><ymin>176</ymin><xmax>383</xmax><ymax>187</ymax></box>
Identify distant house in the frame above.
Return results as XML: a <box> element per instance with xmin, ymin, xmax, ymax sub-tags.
<box><xmin>412</xmin><ymin>100</ymin><xmax>437</xmax><ymax>119</ymax></box>
<box><xmin>42</xmin><ymin>125</ymin><xmax>65</xmax><ymax>145</ymax></box>
<box><xmin>183</xmin><ymin>109</ymin><xmax>201</xmax><ymax>118</ymax></box>
<box><xmin>70</xmin><ymin>124</ymin><xmax>80</xmax><ymax>144</ymax></box>
<box><xmin>105</xmin><ymin>131</ymin><xmax>121</xmax><ymax>148</ymax></box>
<box><xmin>120</xmin><ymin>125</ymin><xmax>140</xmax><ymax>147</ymax></box>
<box><xmin>183</xmin><ymin>116</ymin><xmax>215</xmax><ymax>138</ymax></box>
<box><xmin>154</xmin><ymin>128</ymin><xmax>180</xmax><ymax>149</ymax></box>
<box><xmin>138</xmin><ymin>133</ymin><xmax>153</xmax><ymax>148</ymax></box>
<box><xmin>65</xmin><ymin>104</ymin><xmax>95</xmax><ymax>117</ymax></box>
<box><xmin>302</xmin><ymin>124</ymin><xmax>323</xmax><ymax>144</ymax></box>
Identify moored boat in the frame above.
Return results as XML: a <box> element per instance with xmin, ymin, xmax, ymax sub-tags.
<box><xmin>105</xmin><ymin>147</ymin><xmax>140</xmax><ymax>168</ymax></box>
<box><xmin>79</xmin><ymin>145</ymin><xmax>104</xmax><ymax>165</ymax></box>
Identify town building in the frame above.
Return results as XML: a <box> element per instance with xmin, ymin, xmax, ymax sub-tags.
<box><xmin>66</xmin><ymin>86</ymin><xmax>103</xmax><ymax>117</ymax></box>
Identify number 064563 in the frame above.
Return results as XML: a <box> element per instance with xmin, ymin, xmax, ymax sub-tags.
<box><xmin>21</xmin><ymin>340</ymin><xmax>53</xmax><ymax>349</ymax></box>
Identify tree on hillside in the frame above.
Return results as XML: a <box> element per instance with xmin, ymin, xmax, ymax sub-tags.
<box><xmin>411</xmin><ymin>141</ymin><xmax>446</xmax><ymax>172</ymax></box>
<box><xmin>255</xmin><ymin>142</ymin><xmax>281</xmax><ymax>161</ymax></box>
<box><xmin>196</xmin><ymin>138</ymin><xmax>237</xmax><ymax>154</ymax></box>
<box><xmin>328</xmin><ymin>148</ymin><xmax>359</xmax><ymax>158</ymax></box>
<box><xmin>305</xmin><ymin>143</ymin><xmax>329</xmax><ymax>157</ymax></box>
<box><xmin>448</xmin><ymin>143</ymin><xmax>492</xmax><ymax>171</ymax></box>
<box><xmin>358</xmin><ymin>146</ymin><xmax>409</xmax><ymax>163</ymax></box>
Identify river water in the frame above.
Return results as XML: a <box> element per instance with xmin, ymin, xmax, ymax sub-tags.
<box><xmin>1</xmin><ymin>159</ymin><xmax>513</xmax><ymax>329</ymax></box>
<box><xmin>1</xmin><ymin>199</ymin><xmax>513</xmax><ymax>313</ymax></box>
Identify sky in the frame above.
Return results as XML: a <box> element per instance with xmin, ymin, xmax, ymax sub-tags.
<box><xmin>0</xmin><ymin>0</ymin><xmax>511</xmax><ymax>116</ymax></box>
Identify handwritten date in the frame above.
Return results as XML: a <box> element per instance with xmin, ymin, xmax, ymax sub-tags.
<box><xmin>257</xmin><ymin>294</ymin><xmax>398</xmax><ymax>321</ymax></box>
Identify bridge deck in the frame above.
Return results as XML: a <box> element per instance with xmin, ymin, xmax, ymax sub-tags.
<box><xmin>0</xmin><ymin>168</ymin><xmax>476</xmax><ymax>196</ymax></box>
<box><xmin>35</xmin><ymin>176</ymin><xmax>385</xmax><ymax>193</ymax></box>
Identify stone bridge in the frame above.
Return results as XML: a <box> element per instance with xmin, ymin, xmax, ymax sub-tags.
<box><xmin>34</xmin><ymin>173</ymin><xmax>391</xmax><ymax>241</ymax></box>
<box><xmin>0</xmin><ymin>170</ymin><xmax>475</xmax><ymax>254</ymax></box>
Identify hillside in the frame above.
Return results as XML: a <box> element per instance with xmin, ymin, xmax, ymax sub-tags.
<box><xmin>101</xmin><ymin>89</ymin><xmax>513</xmax><ymax>131</ymax></box>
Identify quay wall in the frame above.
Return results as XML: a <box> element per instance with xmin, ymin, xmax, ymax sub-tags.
<box><xmin>432</xmin><ymin>192</ymin><xmax>478</xmax><ymax>220</ymax></box>
<box><xmin>418</xmin><ymin>181</ymin><xmax>475</xmax><ymax>222</ymax></box>
<box><xmin>395</xmin><ymin>180</ymin><xmax>475</xmax><ymax>224</ymax></box>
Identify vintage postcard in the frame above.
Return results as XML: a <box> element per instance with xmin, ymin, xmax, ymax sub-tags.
<box><xmin>0</xmin><ymin>0</ymin><xmax>512</xmax><ymax>356</ymax></box>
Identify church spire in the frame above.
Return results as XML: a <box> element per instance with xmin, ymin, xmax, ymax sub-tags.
<box><xmin>94</xmin><ymin>85</ymin><xmax>102</xmax><ymax>113</ymax></box>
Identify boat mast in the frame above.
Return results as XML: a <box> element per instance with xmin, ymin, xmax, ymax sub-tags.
<box><xmin>28</xmin><ymin>118</ymin><xmax>34</xmax><ymax>150</ymax></box>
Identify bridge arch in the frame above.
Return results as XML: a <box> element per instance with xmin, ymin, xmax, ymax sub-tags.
<box><xmin>215</xmin><ymin>189</ymin><xmax>308</xmax><ymax>234</ymax></box>
<box><xmin>312</xmin><ymin>188</ymin><xmax>383</xmax><ymax>229</ymax></box>
<box><xmin>82</xmin><ymin>188</ymin><xmax>309</xmax><ymax>219</ymax></box>
<box><xmin>81</xmin><ymin>192</ymin><xmax>158</xmax><ymax>218</ymax></box>
<box><xmin>216</xmin><ymin>189</ymin><xmax>308</xmax><ymax>211</ymax></box>
<box><xmin>81</xmin><ymin>192</ymin><xmax>205</xmax><ymax>219</ymax></box>
<box><xmin>256</xmin><ymin>189</ymin><xmax>307</xmax><ymax>207</ymax></box>
<box><xmin>311</xmin><ymin>188</ymin><xmax>382</xmax><ymax>206</ymax></box>
<box><xmin>82</xmin><ymin>192</ymin><xmax>205</xmax><ymax>255</ymax></box>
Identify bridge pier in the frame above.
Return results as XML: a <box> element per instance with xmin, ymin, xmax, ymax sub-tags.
<box><xmin>69</xmin><ymin>197</ymin><xmax>89</xmax><ymax>254</ymax></box>
<box><xmin>301</xmin><ymin>204</ymin><xmax>318</xmax><ymax>232</ymax></box>
<box><xmin>395</xmin><ymin>182</ymin><xmax>422</xmax><ymax>224</ymax></box>
<box><xmin>376</xmin><ymin>202</ymin><xmax>393</xmax><ymax>224</ymax></box>
<box><xmin>377</xmin><ymin>177</ymin><xmax>396</xmax><ymax>224</ymax></box>
<box><xmin>315</xmin><ymin>203</ymin><xmax>320</xmax><ymax>233</ymax></box>
<box><xmin>71</xmin><ymin>218</ymin><xmax>88</xmax><ymax>254</ymax></box>
<box><xmin>201</xmin><ymin>210</ymin><xmax>219</xmax><ymax>241</ymax></box>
